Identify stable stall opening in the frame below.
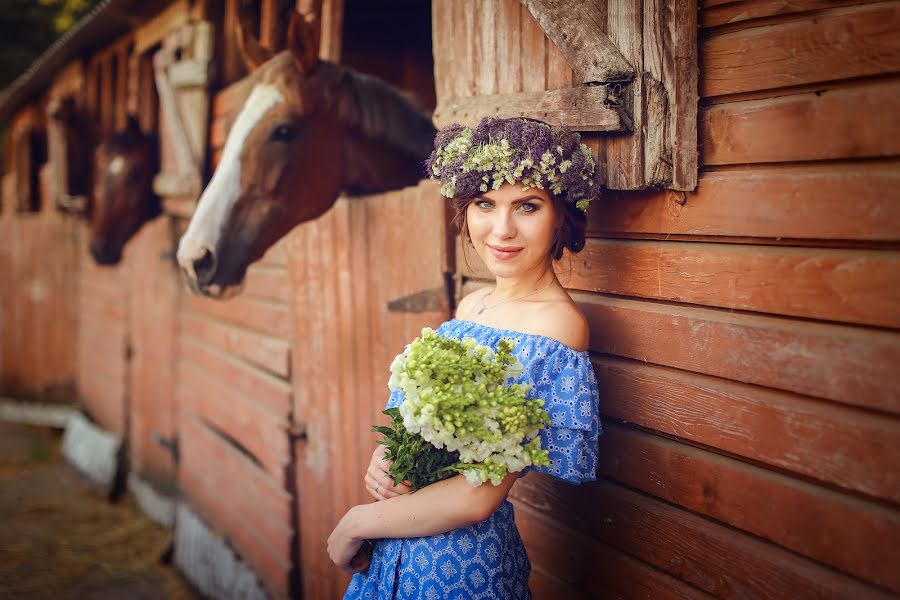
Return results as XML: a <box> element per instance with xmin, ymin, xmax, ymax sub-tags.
<box><xmin>340</xmin><ymin>0</ymin><xmax>436</xmax><ymax>115</ymax></box>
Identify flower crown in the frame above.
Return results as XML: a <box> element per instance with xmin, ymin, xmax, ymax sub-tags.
<box><xmin>425</xmin><ymin>117</ymin><xmax>599</xmax><ymax>212</ymax></box>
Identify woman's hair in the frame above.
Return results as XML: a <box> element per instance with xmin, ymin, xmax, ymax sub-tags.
<box><xmin>452</xmin><ymin>192</ymin><xmax>587</xmax><ymax>261</ymax></box>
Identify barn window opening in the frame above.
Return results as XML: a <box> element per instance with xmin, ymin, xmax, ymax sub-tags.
<box><xmin>340</xmin><ymin>0</ymin><xmax>436</xmax><ymax>115</ymax></box>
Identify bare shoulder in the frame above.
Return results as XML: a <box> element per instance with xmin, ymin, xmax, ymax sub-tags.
<box><xmin>530</xmin><ymin>300</ymin><xmax>590</xmax><ymax>352</ymax></box>
<box><xmin>455</xmin><ymin>286</ymin><xmax>492</xmax><ymax>321</ymax></box>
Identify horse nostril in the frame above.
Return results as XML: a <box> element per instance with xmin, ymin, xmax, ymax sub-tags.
<box><xmin>192</xmin><ymin>249</ymin><xmax>217</xmax><ymax>285</ymax></box>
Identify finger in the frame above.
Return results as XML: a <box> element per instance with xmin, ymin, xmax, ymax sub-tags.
<box><xmin>364</xmin><ymin>473</ymin><xmax>387</xmax><ymax>501</ymax></box>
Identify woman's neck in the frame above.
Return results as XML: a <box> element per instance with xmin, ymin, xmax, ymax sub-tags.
<box><xmin>491</xmin><ymin>262</ymin><xmax>555</xmax><ymax>300</ymax></box>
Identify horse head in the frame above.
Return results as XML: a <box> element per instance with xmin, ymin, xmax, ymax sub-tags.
<box><xmin>90</xmin><ymin>117</ymin><xmax>160</xmax><ymax>265</ymax></box>
<box><xmin>176</xmin><ymin>11</ymin><xmax>436</xmax><ymax>298</ymax></box>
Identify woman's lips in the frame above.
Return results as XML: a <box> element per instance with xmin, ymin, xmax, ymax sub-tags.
<box><xmin>489</xmin><ymin>245</ymin><xmax>523</xmax><ymax>260</ymax></box>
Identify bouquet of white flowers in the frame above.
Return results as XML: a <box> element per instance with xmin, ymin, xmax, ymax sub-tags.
<box><xmin>373</xmin><ymin>328</ymin><xmax>551</xmax><ymax>488</ymax></box>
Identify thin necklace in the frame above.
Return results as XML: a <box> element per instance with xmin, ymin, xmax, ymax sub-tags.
<box><xmin>478</xmin><ymin>273</ymin><xmax>556</xmax><ymax>315</ymax></box>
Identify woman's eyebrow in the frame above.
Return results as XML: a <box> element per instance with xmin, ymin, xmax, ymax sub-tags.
<box><xmin>475</xmin><ymin>194</ymin><xmax>545</xmax><ymax>203</ymax></box>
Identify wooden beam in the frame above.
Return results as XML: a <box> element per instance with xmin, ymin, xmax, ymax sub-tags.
<box><xmin>432</xmin><ymin>85</ymin><xmax>629</xmax><ymax>131</ymax></box>
<box><xmin>519</xmin><ymin>0</ymin><xmax>634</xmax><ymax>83</ymax></box>
<box><xmin>133</xmin><ymin>0</ymin><xmax>190</xmax><ymax>54</ymax></box>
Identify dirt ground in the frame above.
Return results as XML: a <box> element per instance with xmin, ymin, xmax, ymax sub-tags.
<box><xmin>0</xmin><ymin>421</ymin><xmax>198</xmax><ymax>599</ymax></box>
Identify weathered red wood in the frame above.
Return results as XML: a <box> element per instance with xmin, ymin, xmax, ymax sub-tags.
<box><xmin>512</xmin><ymin>475</ymin><xmax>897</xmax><ymax>600</ymax></box>
<box><xmin>178</xmin><ymin>361</ymin><xmax>290</xmax><ymax>476</ymax></box>
<box><xmin>593</xmin><ymin>356</ymin><xmax>900</xmax><ymax>503</ymax></box>
<box><xmin>597</xmin><ymin>424</ymin><xmax>900</xmax><ymax>592</ymax></box>
<box><xmin>180</xmin><ymin>312</ymin><xmax>291</xmax><ymax>378</ymax></box>
<box><xmin>702</xmin><ymin>3</ymin><xmax>900</xmax><ymax>96</ymax></box>
<box><xmin>242</xmin><ymin>263</ymin><xmax>291</xmax><ymax>303</ymax></box>
<box><xmin>588</xmin><ymin>163</ymin><xmax>900</xmax><ymax>241</ymax></box>
<box><xmin>178</xmin><ymin>335</ymin><xmax>291</xmax><ymax>417</ymax></box>
<box><xmin>465</xmin><ymin>238</ymin><xmax>900</xmax><ymax>328</ymax></box>
<box><xmin>701</xmin><ymin>80</ymin><xmax>900</xmax><ymax>164</ymax></box>
<box><xmin>577</xmin><ymin>292</ymin><xmax>900</xmax><ymax>413</ymax></box>
<box><xmin>514</xmin><ymin>502</ymin><xmax>711</xmax><ymax>599</ymax></box>
<box><xmin>183</xmin><ymin>293</ymin><xmax>292</xmax><ymax>339</ymax></box>
<box><xmin>702</xmin><ymin>0</ymin><xmax>888</xmax><ymax>29</ymax></box>
<box><xmin>179</xmin><ymin>415</ymin><xmax>292</xmax><ymax>598</ymax></box>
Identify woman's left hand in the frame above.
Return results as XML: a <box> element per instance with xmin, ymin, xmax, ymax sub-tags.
<box><xmin>328</xmin><ymin>506</ymin><xmax>369</xmax><ymax>573</ymax></box>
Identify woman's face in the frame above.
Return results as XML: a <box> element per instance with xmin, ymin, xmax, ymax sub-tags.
<box><xmin>465</xmin><ymin>182</ymin><xmax>557</xmax><ymax>280</ymax></box>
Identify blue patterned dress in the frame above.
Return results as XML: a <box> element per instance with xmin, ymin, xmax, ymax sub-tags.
<box><xmin>343</xmin><ymin>319</ymin><xmax>603</xmax><ymax>600</ymax></box>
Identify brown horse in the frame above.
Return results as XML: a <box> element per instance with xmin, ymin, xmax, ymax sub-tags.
<box><xmin>176</xmin><ymin>12</ymin><xmax>436</xmax><ymax>298</ymax></box>
<box><xmin>89</xmin><ymin>117</ymin><xmax>161</xmax><ymax>265</ymax></box>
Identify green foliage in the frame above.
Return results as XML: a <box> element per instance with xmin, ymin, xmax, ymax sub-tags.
<box><xmin>372</xmin><ymin>408</ymin><xmax>461</xmax><ymax>490</ymax></box>
<box><xmin>0</xmin><ymin>0</ymin><xmax>102</xmax><ymax>88</ymax></box>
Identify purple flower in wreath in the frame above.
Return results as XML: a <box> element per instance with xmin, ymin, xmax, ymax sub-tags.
<box><xmin>425</xmin><ymin>117</ymin><xmax>600</xmax><ymax>212</ymax></box>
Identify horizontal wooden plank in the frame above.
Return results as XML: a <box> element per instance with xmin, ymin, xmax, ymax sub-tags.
<box><xmin>702</xmin><ymin>80</ymin><xmax>900</xmax><ymax>164</ymax></box>
<box><xmin>512</xmin><ymin>475</ymin><xmax>894</xmax><ymax>599</ymax></box>
<box><xmin>597</xmin><ymin>423</ymin><xmax>900</xmax><ymax>592</ymax></box>
<box><xmin>702</xmin><ymin>3</ymin><xmax>900</xmax><ymax>97</ymax></box>
<box><xmin>78</xmin><ymin>317</ymin><xmax>127</xmax><ymax>351</ymax></box>
<box><xmin>177</xmin><ymin>335</ymin><xmax>291</xmax><ymax>418</ymax></box>
<box><xmin>702</xmin><ymin>0</ymin><xmax>888</xmax><ymax>29</ymax></box>
<box><xmin>79</xmin><ymin>295</ymin><xmax>128</xmax><ymax>326</ymax></box>
<box><xmin>177</xmin><ymin>361</ymin><xmax>290</xmax><ymax>476</ymax></box>
<box><xmin>179</xmin><ymin>416</ymin><xmax>292</xmax><ymax>598</ymax></box>
<box><xmin>180</xmin><ymin>460</ymin><xmax>293</xmax><ymax>563</ymax></box>
<box><xmin>183</xmin><ymin>293</ymin><xmax>292</xmax><ymax>340</ymax></box>
<box><xmin>180</xmin><ymin>414</ymin><xmax>292</xmax><ymax>523</ymax></box>
<box><xmin>242</xmin><ymin>263</ymin><xmax>291</xmax><ymax>303</ymax></box>
<box><xmin>464</xmin><ymin>238</ymin><xmax>900</xmax><ymax>328</ymax></box>
<box><xmin>594</xmin><ymin>356</ymin><xmax>900</xmax><ymax>503</ymax></box>
<box><xmin>180</xmin><ymin>312</ymin><xmax>291</xmax><ymax>378</ymax></box>
<box><xmin>576</xmin><ymin>292</ymin><xmax>900</xmax><ymax>413</ymax></box>
<box><xmin>514</xmin><ymin>501</ymin><xmax>711</xmax><ymax>599</ymax></box>
<box><xmin>588</xmin><ymin>163</ymin><xmax>900</xmax><ymax>241</ymax></box>
<box><xmin>433</xmin><ymin>86</ymin><xmax>628</xmax><ymax>131</ymax></box>
<box><xmin>179</xmin><ymin>434</ymin><xmax>292</xmax><ymax>550</ymax></box>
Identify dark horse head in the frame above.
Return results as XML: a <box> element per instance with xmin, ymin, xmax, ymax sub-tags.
<box><xmin>176</xmin><ymin>11</ymin><xmax>436</xmax><ymax>298</ymax></box>
<box><xmin>90</xmin><ymin>117</ymin><xmax>160</xmax><ymax>265</ymax></box>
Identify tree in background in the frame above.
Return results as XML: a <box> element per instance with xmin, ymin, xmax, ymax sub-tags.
<box><xmin>0</xmin><ymin>0</ymin><xmax>102</xmax><ymax>89</ymax></box>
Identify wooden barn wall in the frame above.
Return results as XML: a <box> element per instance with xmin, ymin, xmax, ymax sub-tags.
<box><xmin>171</xmin><ymin>74</ymin><xmax>297</xmax><ymax>598</ymax></box>
<box><xmin>436</xmin><ymin>0</ymin><xmax>900</xmax><ymax>598</ymax></box>
<box><xmin>285</xmin><ymin>183</ymin><xmax>451</xmax><ymax>598</ymax></box>
<box><xmin>0</xmin><ymin>162</ymin><xmax>80</xmax><ymax>402</ymax></box>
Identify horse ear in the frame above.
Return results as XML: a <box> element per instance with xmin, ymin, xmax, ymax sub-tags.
<box><xmin>287</xmin><ymin>11</ymin><xmax>321</xmax><ymax>75</ymax></box>
<box><xmin>235</xmin><ymin>18</ymin><xmax>274</xmax><ymax>72</ymax></box>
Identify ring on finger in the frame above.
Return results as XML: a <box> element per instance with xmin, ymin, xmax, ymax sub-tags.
<box><xmin>374</xmin><ymin>482</ymin><xmax>382</xmax><ymax>493</ymax></box>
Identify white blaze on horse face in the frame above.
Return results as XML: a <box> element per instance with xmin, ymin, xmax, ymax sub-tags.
<box><xmin>108</xmin><ymin>156</ymin><xmax>125</xmax><ymax>175</ymax></box>
<box><xmin>177</xmin><ymin>83</ymin><xmax>284</xmax><ymax>280</ymax></box>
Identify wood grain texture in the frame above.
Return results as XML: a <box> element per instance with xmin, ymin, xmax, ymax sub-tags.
<box><xmin>594</xmin><ymin>356</ymin><xmax>900</xmax><ymax>502</ymax></box>
<box><xmin>463</xmin><ymin>238</ymin><xmax>900</xmax><ymax>328</ymax></box>
<box><xmin>180</xmin><ymin>312</ymin><xmax>291</xmax><ymax>378</ymax></box>
<box><xmin>179</xmin><ymin>414</ymin><xmax>292</xmax><ymax>599</ymax></box>
<box><xmin>589</xmin><ymin>163</ymin><xmax>900</xmax><ymax>241</ymax></box>
<box><xmin>644</xmin><ymin>0</ymin><xmax>698</xmax><ymax>189</ymax></box>
<box><xmin>577</xmin><ymin>292</ymin><xmax>900</xmax><ymax>413</ymax></box>
<box><xmin>702</xmin><ymin>0</ymin><xmax>888</xmax><ymax>29</ymax></box>
<box><xmin>702</xmin><ymin>80</ymin><xmax>900</xmax><ymax>165</ymax></box>
<box><xmin>598</xmin><ymin>424</ymin><xmax>900</xmax><ymax>593</ymax></box>
<box><xmin>702</xmin><ymin>3</ymin><xmax>900</xmax><ymax>97</ymax></box>
<box><xmin>605</xmin><ymin>0</ymin><xmax>646</xmax><ymax>189</ymax></box>
<box><xmin>514</xmin><ymin>501</ymin><xmax>713</xmax><ymax>599</ymax></box>
<box><xmin>433</xmin><ymin>86</ymin><xmax>627</xmax><ymax>131</ymax></box>
<box><xmin>512</xmin><ymin>475</ymin><xmax>896</xmax><ymax>600</ymax></box>
<box><xmin>520</xmin><ymin>0</ymin><xmax>634</xmax><ymax>83</ymax></box>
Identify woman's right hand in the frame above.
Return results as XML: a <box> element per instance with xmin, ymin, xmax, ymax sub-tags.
<box><xmin>365</xmin><ymin>445</ymin><xmax>412</xmax><ymax>501</ymax></box>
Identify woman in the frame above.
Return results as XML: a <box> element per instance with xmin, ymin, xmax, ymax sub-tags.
<box><xmin>328</xmin><ymin>117</ymin><xmax>603</xmax><ymax>599</ymax></box>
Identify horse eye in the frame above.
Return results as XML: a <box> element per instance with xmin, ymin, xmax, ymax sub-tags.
<box><xmin>271</xmin><ymin>124</ymin><xmax>297</xmax><ymax>143</ymax></box>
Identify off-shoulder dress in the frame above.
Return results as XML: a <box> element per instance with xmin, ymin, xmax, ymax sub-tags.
<box><xmin>343</xmin><ymin>318</ymin><xmax>603</xmax><ymax>600</ymax></box>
